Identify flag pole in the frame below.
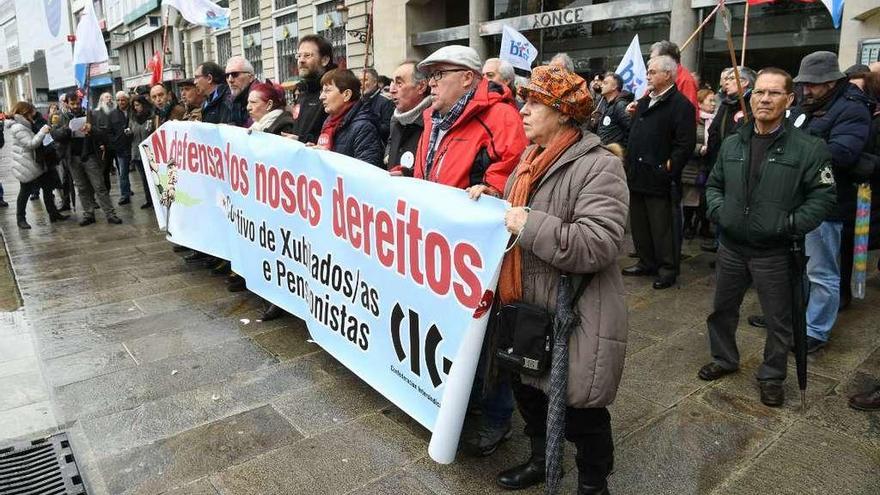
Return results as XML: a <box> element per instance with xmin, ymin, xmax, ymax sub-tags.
<box><xmin>741</xmin><ymin>1</ymin><xmax>750</xmax><ymax>66</ymax></box>
<box><xmin>161</xmin><ymin>6</ymin><xmax>170</xmax><ymax>66</ymax></box>
<box><xmin>681</xmin><ymin>0</ymin><xmax>724</xmax><ymax>51</ymax></box>
<box><xmin>721</xmin><ymin>6</ymin><xmax>749</xmax><ymax>123</ymax></box>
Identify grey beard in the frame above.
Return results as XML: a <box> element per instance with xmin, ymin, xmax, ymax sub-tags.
<box><xmin>97</xmin><ymin>103</ymin><xmax>113</xmax><ymax>114</ymax></box>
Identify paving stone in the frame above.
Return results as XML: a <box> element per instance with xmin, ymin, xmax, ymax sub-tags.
<box><xmin>210</xmin><ymin>414</ymin><xmax>423</xmax><ymax>495</ymax></box>
<box><xmin>607</xmin><ymin>390</ymin><xmax>667</xmax><ymax>441</ymax></box>
<box><xmin>250</xmin><ymin>325</ymin><xmax>317</xmax><ymax>362</ymax></box>
<box><xmin>100</xmin><ymin>406</ymin><xmax>303</xmax><ymax>495</ymax></box>
<box><xmin>0</xmin><ymin>371</ymin><xmax>49</xmax><ymax>411</ymax></box>
<box><xmin>0</xmin><ymin>355</ymin><xmax>40</xmax><ymax>379</ymax></box>
<box><xmin>161</xmin><ymin>478</ymin><xmax>220</xmax><ymax>495</ymax></box>
<box><xmin>0</xmin><ymin>401</ymin><xmax>57</xmax><ymax>441</ymax></box>
<box><xmin>803</xmin><ymin>322</ymin><xmax>880</xmax><ymax>380</ymax></box>
<box><xmin>43</xmin><ymin>344</ymin><xmax>135</xmax><ymax>387</ymax></box>
<box><xmin>80</xmin><ymin>357</ymin><xmax>331</xmax><ymax>456</ymax></box>
<box><xmin>55</xmin><ymin>338</ymin><xmax>276</xmax><ymax>420</ymax></box>
<box><xmin>272</xmin><ymin>376</ymin><xmax>391</xmax><ymax>436</ymax></box>
<box><xmin>609</xmin><ymin>400</ymin><xmax>774</xmax><ymax>495</ymax></box>
<box><xmin>133</xmin><ymin>284</ymin><xmax>238</xmax><ymax>315</ymax></box>
<box><xmin>123</xmin><ymin>319</ymin><xmax>247</xmax><ymax>364</ymax></box>
<box><xmin>802</xmin><ymin>371</ymin><xmax>880</xmax><ymax>447</ymax></box>
<box><xmin>716</xmin><ymin>421</ymin><xmax>880</xmax><ymax>495</ymax></box>
<box><xmin>348</xmin><ymin>469</ymin><xmax>438</xmax><ymax>495</ymax></box>
<box><xmin>0</xmin><ymin>332</ymin><xmax>35</xmax><ymax>361</ymax></box>
<box><xmin>625</xmin><ymin>329</ymin><xmax>660</xmax><ymax>357</ymax></box>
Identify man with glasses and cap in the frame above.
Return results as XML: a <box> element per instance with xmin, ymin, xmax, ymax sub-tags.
<box><xmin>179</xmin><ymin>78</ymin><xmax>205</xmax><ymax>122</ymax></box>
<box><xmin>225</xmin><ymin>56</ymin><xmax>256</xmax><ymax>127</ymax></box>
<box><xmin>411</xmin><ymin>44</ymin><xmax>528</xmax><ymax>458</ymax></box>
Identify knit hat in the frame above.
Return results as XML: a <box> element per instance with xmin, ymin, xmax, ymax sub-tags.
<box><xmin>793</xmin><ymin>51</ymin><xmax>845</xmax><ymax>84</ymax></box>
<box><xmin>518</xmin><ymin>65</ymin><xmax>592</xmax><ymax>123</ymax></box>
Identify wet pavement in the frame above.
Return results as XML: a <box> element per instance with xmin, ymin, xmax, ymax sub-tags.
<box><xmin>0</xmin><ymin>160</ymin><xmax>878</xmax><ymax>494</ymax></box>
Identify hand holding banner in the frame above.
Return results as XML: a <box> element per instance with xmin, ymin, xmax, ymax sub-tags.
<box><xmin>139</xmin><ymin>121</ymin><xmax>510</xmax><ymax>463</ymax></box>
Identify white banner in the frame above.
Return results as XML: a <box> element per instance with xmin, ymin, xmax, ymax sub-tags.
<box><xmin>139</xmin><ymin>121</ymin><xmax>511</xmax><ymax>463</ymax></box>
<box><xmin>500</xmin><ymin>24</ymin><xmax>537</xmax><ymax>73</ymax></box>
<box><xmin>72</xmin><ymin>0</ymin><xmax>108</xmax><ymax>65</ymax></box>
<box><xmin>615</xmin><ymin>34</ymin><xmax>647</xmax><ymax>98</ymax></box>
<box><xmin>161</xmin><ymin>0</ymin><xmax>230</xmax><ymax>29</ymax></box>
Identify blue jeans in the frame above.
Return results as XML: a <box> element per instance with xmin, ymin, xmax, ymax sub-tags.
<box><xmin>805</xmin><ymin>221</ymin><xmax>842</xmax><ymax>342</ymax></box>
<box><xmin>116</xmin><ymin>152</ymin><xmax>132</xmax><ymax>199</ymax></box>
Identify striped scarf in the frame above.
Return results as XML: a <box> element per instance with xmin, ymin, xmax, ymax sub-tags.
<box><xmin>423</xmin><ymin>89</ymin><xmax>475</xmax><ymax>180</ymax></box>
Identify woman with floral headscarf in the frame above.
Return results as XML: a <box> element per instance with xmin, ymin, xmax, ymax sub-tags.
<box><xmin>469</xmin><ymin>66</ymin><xmax>629</xmax><ymax>494</ymax></box>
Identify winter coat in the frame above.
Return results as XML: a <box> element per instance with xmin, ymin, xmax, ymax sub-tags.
<box><xmin>626</xmin><ymin>85</ymin><xmax>697</xmax><ymax>196</ymax></box>
<box><xmin>290</xmin><ymin>76</ymin><xmax>328</xmax><ymax>144</ymax></box>
<box><xmin>202</xmin><ymin>84</ymin><xmax>232</xmax><ymax>125</ymax></box>
<box><xmin>227</xmin><ymin>83</ymin><xmax>253</xmax><ymax>128</ymax></box>
<box><xmin>706</xmin><ymin>121</ymin><xmax>836</xmax><ymax>257</ymax></box>
<box><xmin>49</xmin><ymin>108</ymin><xmax>106</xmax><ymax>160</ymax></box>
<box><xmin>109</xmin><ymin>108</ymin><xmax>132</xmax><ymax>156</ymax></box>
<box><xmin>362</xmin><ymin>89</ymin><xmax>395</xmax><ymax>145</ymax></box>
<box><xmin>506</xmin><ymin>132</ymin><xmax>629</xmax><ymax>408</ymax></box>
<box><xmin>789</xmin><ymin>82</ymin><xmax>872</xmax><ymax>221</ymax></box>
<box><xmin>385</xmin><ymin>96</ymin><xmax>432</xmax><ymax>170</ymax></box>
<box><xmin>329</xmin><ymin>100</ymin><xmax>384</xmax><ymax>167</ymax></box>
<box><xmin>706</xmin><ymin>91</ymin><xmax>753</xmax><ymax>172</ymax></box>
<box><xmin>129</xmin><ymin>115</ymin><xmax>153</xmax><ymax>159</ymax></box>
<box><xmin>414</xmin><ymin>80</ymin><xmax>528</xmax><ymax>192</ymax></box>
<box><xmin>6</xmin><ymin>115</ymin><xmax>50</xmax><ymax>183</ymax></box>
<box><xmin>596</xmin><ymin>91</ymin><xmax>633</xmax><ymax>147</ymax></box>
<box><xmin>264</xmin><ymin>111</ymin><xmax>296</xmax><ymax>135</ymax></box>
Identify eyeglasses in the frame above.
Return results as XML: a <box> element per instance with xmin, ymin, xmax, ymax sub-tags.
<box><xmin>225</xmin><ymin>71</ymin><xmax>251</xmax><ymax>79</ymax></box>
<box><xmin>430</xmin><ymin>69</ymin><xmax>467</xmax><ymax>82</ymax></box>
<box><xmin>752</xmin><ymin>89</ymin><xmax>789</xmax><ymax>99</ymax></box>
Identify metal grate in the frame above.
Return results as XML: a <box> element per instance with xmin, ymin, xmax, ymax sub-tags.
<box><xmin>0</xmin><ymin>433</ymin><xmax>86</xmax><ymax>495</ymax></box>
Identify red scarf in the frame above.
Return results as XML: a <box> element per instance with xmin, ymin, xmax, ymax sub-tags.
<box><xmin>317</xmin><ymin>101</ymin><xmax>355</xmax><ymax>149</ymax></box>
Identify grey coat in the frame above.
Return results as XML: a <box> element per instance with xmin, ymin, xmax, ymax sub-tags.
<box><xmin>505</xmin><ymin>132</ymin><xmax>629</xmax><ymax>408</ymax></box>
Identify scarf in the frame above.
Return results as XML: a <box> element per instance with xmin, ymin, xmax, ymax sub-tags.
<box><xmin>250</xmin><ymin>109</ymin><xmax>284</xmax><ymax>133</ymax></box>
<box><xmin>424</xmin><ymin>89</ymin><xmax>475</xmax><ymax>179</ymax></box>
<box><xmin>498</xmin><ymin>126</ymin><xmax>582</xmax><ymax>304</ymax></box>
<box><xmin>801</xmin><ymin>80</ymin><xmax>846</xmax><ymax>116</ymax></box>
<box><xmin>318</xmin><ymin>101</ymin><xmax>355</xmax><ymax>149</ymax></box>
<box><xmin>392</xmin><ymin>96</ymin><xmax>432</xmax><ymax>126</ymax></box>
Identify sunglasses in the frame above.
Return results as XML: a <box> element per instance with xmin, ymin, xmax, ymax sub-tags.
<box><xmin>225</xmin><ymin>71</ymin><xmax>251</xmax><ymax>79</ymax></box>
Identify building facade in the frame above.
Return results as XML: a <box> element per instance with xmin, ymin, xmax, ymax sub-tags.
<box><xmin>372</xmin><ymin>0</ymin><xmax>880</xmax><ymax>85</ymax></box>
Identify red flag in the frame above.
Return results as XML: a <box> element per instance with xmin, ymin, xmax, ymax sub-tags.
<box><xmin>147</xmin><ymin>50</ymin><xmax>163</xmax><ymax>86</ymax></box>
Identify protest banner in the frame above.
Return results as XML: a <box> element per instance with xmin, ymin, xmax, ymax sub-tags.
<box><xmin>139</xmin><ymin>121</ymin><xmax>510</xmax><ymax>463</ymax></box>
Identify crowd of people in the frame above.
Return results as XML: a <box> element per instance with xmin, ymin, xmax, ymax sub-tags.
<box><xmin>3</xmin><ymin>32</ymin><xmax>880</xmax><ymax>494</ymax></box>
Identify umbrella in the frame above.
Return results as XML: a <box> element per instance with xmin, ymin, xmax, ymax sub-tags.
<box><xmin>789</xmin><ymin>237</ymin><xmax>809</xmax><ymax>408</ymax></box>
<box><xmin>545</xmin><ymin>274</ymin><xmax>585</xmax><ymax>494</ymax></box>
<box><xmin>852</xmin><ymin>183</ymin><xmax>872</xmax><ymax>299</ymax></box>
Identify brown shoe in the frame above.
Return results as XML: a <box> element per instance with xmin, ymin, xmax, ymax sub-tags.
<box><xmin>849</xmin><ymin>386</ymin><xmax>880</xmax><ymax>411</ymax></box>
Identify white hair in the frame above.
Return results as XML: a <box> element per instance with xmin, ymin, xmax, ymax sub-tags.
<box><xmin>550</xmin><ymin>53</ymin><xmax>575</xmax><ymax>72</ymax></box>
<box><xmin>225</xmin><ymin>55</ymin><xmax>255</xmax><ymax>74</ymax></box>
<box><xmin>115</xmin><ymin>91</ymin><xmax>129</xmax><ymax>99</ymax></box>
<box><xmin>649</xmin><ymin>55</ymin><xmax>678</xmax><ymax>75</ymax></box>
<box><xmin>484</xmin><ymin>57</ymin><xmax>516</xmax><ymax>83</ymax></box>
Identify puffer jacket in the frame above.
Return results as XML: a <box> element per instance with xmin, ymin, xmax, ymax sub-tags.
<box><xmin>6</xmin><ymin>115</ymin><xmax>50</xmax><ymax>183</ymax></box>
<box><xmin>330</xmin><ymin>100</ymin><xmax>384</xmax><ymax>168</ymax></box>
<box><xmin>706</xmin><ymin>121</ymin><xmax>836</xmax><ymax>257</ymax></box>
<box><xmin>414</xmin><ymin>79</ymin><xmax>528</xmax><ymax>192</ymax></box>
<box><xmin>506</xmin><ymin>132</ymin><xmax>629</xmax><ymax>408</ymax></box>
<box><xmin>789</xmin><ymin>81</ymin><xmax>872</xmax><ymax>221</ymax></box>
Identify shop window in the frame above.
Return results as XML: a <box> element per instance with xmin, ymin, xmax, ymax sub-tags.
<box><xmin>216</xmin><ymin>32</ymin><xmax>232</xmax><ymax>65</ymax></box>
<box><xmin>275</xmin><ymin>12</ymin><xmax>298</xmax><ymax>82</ymax></box>
<box><xmin>242</xmin><ymin>23</ymin><xmax>263</xmax><ymax>79</ymax></box>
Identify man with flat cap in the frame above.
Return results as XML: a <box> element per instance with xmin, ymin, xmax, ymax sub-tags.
<box><xmin>411</xmin><ymin>44</ymin><xmax>528</xmax><ymax>458</ymax></box>
<box><xmin>179</xmin><ymin>79</ymin><xmax>205</xmax><ymax>122</ymax></box>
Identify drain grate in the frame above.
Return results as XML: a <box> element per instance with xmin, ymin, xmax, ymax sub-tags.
<box><xmin>0</xmin><ymin>433</ymin><xmax>86</xmax><ymax>495</ymax></box>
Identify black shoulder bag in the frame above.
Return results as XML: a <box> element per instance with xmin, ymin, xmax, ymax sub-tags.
<box><xmin>494</xmin><ymin>273</ymin><xmax>593</xmax><ymax>377</ymax></box>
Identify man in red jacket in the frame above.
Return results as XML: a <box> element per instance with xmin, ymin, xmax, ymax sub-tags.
<box><xmin>413</xmin><ymin>45</ymin><xmax>528</xmax><ymax>197</ymax></box>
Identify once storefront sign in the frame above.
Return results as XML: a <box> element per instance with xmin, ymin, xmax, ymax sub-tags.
<box><xmin>479</xmin><ymin>0</ymin><xmax>670</xmax><ymax>35</ymax></box>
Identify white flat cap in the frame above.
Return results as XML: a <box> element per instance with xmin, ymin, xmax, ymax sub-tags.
<box><xmin>418</xmin><ymin>45</ymin><xmax>482</xmax><ymax>73</ymax></box>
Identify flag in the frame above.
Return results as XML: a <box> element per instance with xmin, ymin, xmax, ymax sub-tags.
<box><xmin>72</xmin><ymin>1</ymin><xmax>108</xmax><ymax>65</ymax></box>
<box><xmin>499</xmin><ymin>25</ymin><xmax>537</xmax><ymax>73</ymax></box>
<box><xmin>147</xmin><ymin>50</ymin><xmax>164</xmax><ymax>86</ymax></box>
<box><xmin>615</xmin><ymin>35</ymin><xmax>647</xmax><ymax>98</ymax></box>
<box><xmin>162</xmin><ymin>0</ymin><xmax>231</xmax><ymax>29</ymax></box>
<box><xmin>747</xmin><ymin>0</ymin><xmax>843</xmax><ymax>29</ymax></box>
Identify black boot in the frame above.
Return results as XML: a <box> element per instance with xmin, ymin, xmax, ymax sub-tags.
<box><xmin>17</xmin><ymin>219</ymin><xmax>31</xmax><ymax>229</ymax></box>
<box><xmin>574</xmin><ymin>425</ymin><xmax>614</xmax><ymax>495</ymax></box>
<box><xmin>496</xmin><ymin>436</ymin><xmax>545</xmax><ymax>490</ymax></box>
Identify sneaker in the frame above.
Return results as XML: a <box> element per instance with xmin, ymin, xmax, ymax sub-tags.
<box><xmin>462</xmin><ymin>419</ymin><xmax>512</xmax><ymax>457</ymax></box>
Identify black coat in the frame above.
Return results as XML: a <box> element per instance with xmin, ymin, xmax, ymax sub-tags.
<box><xmin>227</xmin><ymin>83</ymin><xmax>252</xmax><ymax>128</ymax></box>
<box><xmin>596</xmin><ymin>91</ymin><xmax>633</xmax><ymax>147</ymax></box>
<box><xmin>264</xmin><ymin>111</ymin><xmax>297</xmax><ymax>135</ymax></box>
<box><xmin>331</xmin><ymin>100</ymin><xmax>384</xmax><ymax>168</ymax></box>
<box><xmin>626</xmin><ymin>85</ymin><xmax>697</xmax><ymax>196</ymax></box>
<box><xmin>202</xmin><ymin>84</ymin><xmax>231</xmax><ymax>125</ymax></box>
<box><xmin>386</xmin><ymin>113</ymin><xmax>426</xmax><ymax>171</ymax></box>
<box><xmin>109</xmin><ymin>108</ymin><xmax>132</xmax><ymax>156</ymax></box>
<box><xmin>789</xmin><ymin>82</ymin><xmax>873</xmax><ymax>221</ymax></box>
<box><xmin>362</xmin><ymin>90</ymin><xmax>394</xmax><ymax>145</ymax></box>
<box><xmin>291</xmin><ymin>77</ymin><xmax>327</xmax><ymax>144</ymax></box>
<box><xmin>706</xmin><ymin>91</ymin><xmax>752</xmax><ymax>172</ymax></box>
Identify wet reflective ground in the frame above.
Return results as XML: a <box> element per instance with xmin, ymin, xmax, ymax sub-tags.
<box><xmin>0</xmin><ymin>160</ymin><xmax>877</xmax><ymax>494</ymax></box>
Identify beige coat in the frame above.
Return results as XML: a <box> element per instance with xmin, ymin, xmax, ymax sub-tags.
<box><xmin>506</xmin><ymin>132</ymin><xmax>629</xmax><ymax>408</ymax></box>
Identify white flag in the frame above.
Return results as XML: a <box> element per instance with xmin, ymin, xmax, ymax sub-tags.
<box><xmin>499</xmin><ymin>25</ymin><xmax>537</xmax><ymax>73</ymax></box>
<box><xmin>162</xmin><ymin>0</ymin><xmax>231</xmax><ymax>29</ymax></box>
<box><xmin>72</xmin><ymin>1</ymin><xmax>108</xmax><ymax>65</ymax></box>
<box><xmin>615</xmin><ymin>35</ymin><xmax>647</xmax><ymax>98</ymax></box>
